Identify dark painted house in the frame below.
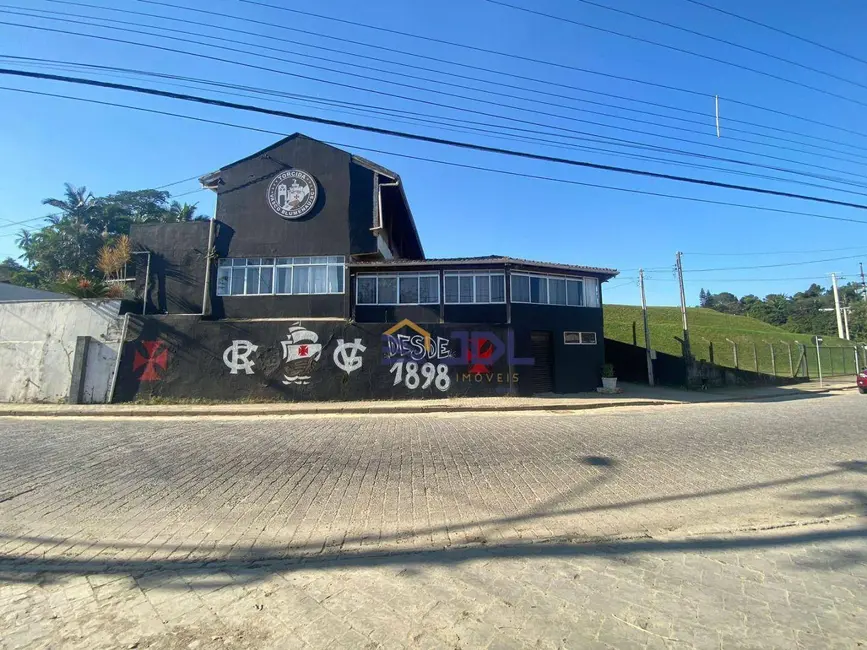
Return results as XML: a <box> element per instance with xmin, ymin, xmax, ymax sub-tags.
<box><xmin>116</xmin><ymin>134</ymin><xmax>617</xmax><ymax>402</ymax></box>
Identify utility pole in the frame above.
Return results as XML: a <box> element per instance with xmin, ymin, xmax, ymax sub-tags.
<box><xmin>843</xmin><ymin>305</ymin><xmax>851</xmax><ymax>341</ymax></box>
<box><xmin>639</xmin><ymin>269</ymin><xmax>655</xmax><ymax>387</ymax></box>
<box><xmin>831</xmin><ymin>272</ymin><xmax>845</xmax><ymax>339</ymax></box>
<box><xmin>860</xmin><ymin>262</ymin><xmax>866</xmax><ymax>300</ymax></box>
<box><xmin>675</xmin><ymin>252</ymin><xmax>692</xmax><ymax>363</ymax></box>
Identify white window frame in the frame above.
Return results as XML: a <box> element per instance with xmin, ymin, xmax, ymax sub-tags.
<box><xmin>443</xmin><ymin>271</ymin><xmax>506</xmax><ymax>305</ymax></box>
<box><xmin>564</xmin><ymin>331</ymin><xmax>598</xmax><ymax>345</ymax></box>
<box><xmin>216</xmin><ymin>256</ymin><xmax>345</xmax><ymax>297</ymax></box>
<box><xmin>511</xmin><ymin>272</ymin><xmax>599</xmax><ymax>308</ymax></box>
<box><xmin>355</xmin><ymin>272</ymin><xmax>440</xmax><ymax>306</ymax></box>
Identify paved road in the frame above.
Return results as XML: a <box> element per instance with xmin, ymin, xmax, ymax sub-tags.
<box><xmin>1</xmin><ymin>393</ymin><xmax>866</xmax><ymax>649</ymax></box>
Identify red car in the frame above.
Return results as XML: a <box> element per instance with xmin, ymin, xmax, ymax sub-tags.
<box><xmin>859</xmin><ymin>370</ymin><xmax>867</xmax><ymax>394</ymax></box>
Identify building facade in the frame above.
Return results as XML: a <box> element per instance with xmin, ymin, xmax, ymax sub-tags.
<box><xmin>114</xmin><ymin>134</ymin><xmax>617</xmax><ymax>402</ymax></box>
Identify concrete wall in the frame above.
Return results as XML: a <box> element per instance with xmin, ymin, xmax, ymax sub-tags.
<box><xmin>0</xmin><ymin>300</ymin><xmax>124</xmax><ymax>403</ymax></box>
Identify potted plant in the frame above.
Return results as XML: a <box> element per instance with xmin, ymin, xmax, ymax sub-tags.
<box><xmin>601</xmin><ymin>363</ymin><xmax>617</xmax><ymax>390</ymax></box>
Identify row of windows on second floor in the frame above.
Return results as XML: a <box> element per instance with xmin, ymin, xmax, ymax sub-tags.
<box><xmin>214</xmin><ymin>256</ymin><xmax>602</xmax><ymax>308</ymax></box>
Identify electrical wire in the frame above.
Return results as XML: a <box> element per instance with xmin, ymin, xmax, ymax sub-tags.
<box><xmin>484</xmin><ymin>0</ymin><xmax>867</xmax><ymax>108</ymax></box>
<box><xmin>231</xmin><ymin>0</ymin><xmax>867</xmax><ymax>143</ymax></box>
<box><xmin>681</xmin><ymin>0</ymin><xmax>867</xmax><ymax>68</ymax></box>
<box><xmin>570</xmin><ymin>0</ymin><xmax>867</xmax><ymax>92</ymax></box>
<box><xmin>4</xmin><ymin>82</ymin><xmax>867</xmax><ymax>232</ymax></box>
<box><xmin>684</xmin><ymin>246</ymin><xmax>867</xmax><ymax>257</ymax></box>
<box><xmin>19</xmin><ymin>0</ymin><xmax>867</xmax><ymax>163</ymax></box>
<box><xmin>5</xmin><ymin>16</ymin><xmax>867</xmax><ymax>193</ymax></box>
<box><xmin>684</xmin><ymin>253</ymin><xmax>867</xmax><ymax>273</ymax></box>
<box><xmin>11</xmin><ymin>56</ymin><xmax>867</xmax><ymax>199</ymax></box>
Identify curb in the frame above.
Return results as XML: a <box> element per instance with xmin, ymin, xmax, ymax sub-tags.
<box><xmin>0</xmin><ymin>399</ymin><xmax>674</xmax><ymax>418</ymax></box>
<box><xmin>0</xmin><ymin>385</ymin><xmax>855</xmax><ymax>418</ymax></box>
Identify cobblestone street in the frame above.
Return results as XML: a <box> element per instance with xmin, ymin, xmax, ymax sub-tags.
<box><xmin>1</xmin><ymin>393</ymin><xmax>866</xmax><ymax>649</ymax></box>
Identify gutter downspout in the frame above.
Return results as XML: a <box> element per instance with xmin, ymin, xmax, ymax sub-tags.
<box><xmin>374</xmin><ymin>178</ymin><xmax>400</xmax><ymax>259</ymax></box>
<box><xmin>107</xmin><ymin>312</ymin><xmax>130</xmax><ymax>404</ymax></box>
<box><xmin>202</xmin><ymin>217</ymin><xmax>217</xmax><ymax>317</ymax></box>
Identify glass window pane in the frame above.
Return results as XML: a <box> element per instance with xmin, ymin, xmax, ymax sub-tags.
<box><xmin>444</xmin><ymin>275</ymin><xmax>459</xmax><ymax>303</ymax></box>
<box><xmin>232</xmin><ymin>258</ymin><xmax>246</xmax><ymax>267</ymax></box>
<box><xmin>584</xmin><ymin>278</ymin><xmax>599</xmax><ymax>307</ymax></box>
<box><xmin>490</xmin><ymin>275</ymin><xmax>505</xmax><ymax>303</ymax></box>
<box><xmin>328</xmin><ymin>256</ymin><xmax>344</xmax><ymax>264</ymax></box>
<box><xmin>419</xmin><ymin>276</ymin><xmax>438</xmax><ymax>303</ymax></box>
<box><xmin>218</xmin><ymin>258</ymin><xmax>230</xmax><ymax>268</ymax></box>
<box><xmin>310</xmin><ymin>265</ymin><xmax>327</xmax><ymax>294</ymax></box>
<box><xmin>293</xmin><ymin>265</ymin><xmax>309</xmax><ymax>294</ymax></box>
<box><xmin>245</xmin><ymin>267</ymin><xmax>260</xmax><ymax>295</ymax></box>
<box><xmin>275</xmin><ymin>267</ymin><xmax>292</xmax><ymax>294</ymax></box>
<box><xmin>582</xmin><ymin>331</ymin><xmax>597</xmax><ymax>345</ymax></box>
<box><xmin>246</xmin><ymin>258</ymin><xmax>261</xmax><ymax>266</ymax></box>
<box><xmin>549</xmin><ymin>278</ymin><xmax>566</xmax><ymax>305</ymax></box>
<box><xmin>216</xmin><ymin>266</ymin><xmax>231</xmax><ymax>296</ymax></box>
<box><xmin>231</xmin><ymin>268</ymin><xmax>245</xmax><ymax>295</ymax></box>
<box><xmin>530</xmin><ymin>276</ymin><xmax>547</xmax><ymax>304</ymax></box>
<box><xmin>511</xmin><ymin>275</ymin><xmax>529</xmax><ymax>302</ymax></box>
<box><xmin>309</xmin><ymin>256</ymin><xmax>328</xmax><ymax>264</ymax></box>
<box><xmin>293</xmin><ymin>257</ymin><xmax>310</xmax><ymax>265</ymax></box>
<box><xmin>277</xmin><ymin>257</ymin><xmax>291</xmax><ymax>266</ymax></box>
<box><xmin>459</xmin><ymin>276</ymin><xmax>473</xmax><ymax>303</ymax></box>
<box><xmin>259</xmin><ymin>266</ymin><xmax>273</xmax><ymax>294</ymax></box>
<box><xmin>357</xmin><ymin>277</ymin><xmax>377</xmax><ymax>304</ymax></box>
<box><xmin>378</xmin><ymin>277</ymin><xmax>397</xmax><ymax>304</ymax></box>
<box><xmin>474</xmin><ymin>275</ymin><xmax>490</xmax><ymax>303</ymax></box>
<box><xmin>567</xmin><ymin>280</ymin><xmax>582</xmax><ymax>306</ymax></box>
<box><xmin>327</xmin><ymin>265</ymin><xmax>343</xmax><ymax>293</ymax></box>
<box><xmin>399</xmin><ymin>276</ymin><xmax>419</xmax><ymax>304</ymax></box>
<box><xmin>261</xmin><ymin>257</ymin><xmax>275</xmax><ymax>265</ymax></box>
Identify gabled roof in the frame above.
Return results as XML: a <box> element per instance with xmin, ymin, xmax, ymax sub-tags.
<box><xmin>350</xmin><ymin>255</ymin><xmax>619</xmax><ymax>278</ymax></box>
<box><xmin>198</xmin><ymin>133</ymin><xmax>400</xmax><ymax>186</ymax></box>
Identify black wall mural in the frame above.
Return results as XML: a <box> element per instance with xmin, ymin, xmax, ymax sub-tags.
<box><xmin>112</xmin><ymin>315</ymin><xmax>564</xmax><ymax>403</ymax></box>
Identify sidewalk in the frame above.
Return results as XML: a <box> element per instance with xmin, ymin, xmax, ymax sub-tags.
<box><xmin>0</xmin><ymin>379</ymin><xmax>855</xmax><ymax>417</ymax></box>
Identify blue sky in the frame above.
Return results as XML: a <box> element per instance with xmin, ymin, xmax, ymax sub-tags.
<box><xmin>1</xmin><ymin>0</ymin><xmax>866</xmax><ymax>306</ymax></box>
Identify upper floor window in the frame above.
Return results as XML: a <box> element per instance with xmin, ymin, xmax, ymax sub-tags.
<box><xmin>216</xmin><ymin>256</ymin><xmax>345</xmax><ymax>296</ymax></box>
<box><xmin>356</xmin><ymin>273</ymin><xmax>439</xmax><ymax>305</ymax></box>
<box><xmin>443</xmin><ymin>271</ymin><xmax>505</xmax><ymax>304</ymax></box>
<box><xmin>511</xmin><ymin>273</ymin><xmax>600</xmax><ymax>308</ymax></box>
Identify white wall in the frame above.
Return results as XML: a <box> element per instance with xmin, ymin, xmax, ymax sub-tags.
<box><xmin>0</xmin><ymin>300</ymin><xmax>124</xmax><ymax>403</ymax></box>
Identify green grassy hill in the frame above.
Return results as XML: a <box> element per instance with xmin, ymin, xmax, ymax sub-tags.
<box><xmin>604</xmin><ymin>305</ymin><xmax>860</xmax><ymax>377</ymax></box>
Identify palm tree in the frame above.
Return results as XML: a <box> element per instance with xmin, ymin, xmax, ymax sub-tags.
<box><xmin>167</xmin><ymin>201</ymin><xmax>199</xmax><ymax>222</ymax></box>
<box><xmin>41</xmin><ymin>183</ymin><xmax>99</xmax><ymax>274</ymax></box>
<box><xmin>15</xmin><ymin>229</ymin><xmax>33</xmax><ymax>264</ymax></box>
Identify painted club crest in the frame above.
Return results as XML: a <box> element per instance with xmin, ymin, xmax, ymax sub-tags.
<box><xmin>267</xmin><ymin>169</ymin><xmax>318</xmax><ymax>219</ymax></box>
<box><xmin>281</xmin><ymin>324</ymin><xmax>322</xmax><ymax>385</ymax></box>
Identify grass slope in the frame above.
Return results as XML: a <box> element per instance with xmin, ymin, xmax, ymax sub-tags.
<box><xmin>604</xmin><ymin>305</ymin><xmax>860</xmax><ymax>377</ymax></box>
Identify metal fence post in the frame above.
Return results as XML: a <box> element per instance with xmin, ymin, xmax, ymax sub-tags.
<box><xmin>785</xmin><ymin>342</ymin><xmax>793</xmax><ymax>377</ymax></box>
<box><xmin>753</xmin><ymin>342</ymin><xmax>759</xmax><ymax>374</ymax></box>
<box><xmin>828</xmin><ymin>347</ymin><xmax>835</xmax><ymax>376</ymax></box>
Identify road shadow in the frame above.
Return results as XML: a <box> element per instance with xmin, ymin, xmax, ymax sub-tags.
<box><xmin>2</xmin><ymin>461</ymin><xmax>865</xmax><ymax>588</ymax></box>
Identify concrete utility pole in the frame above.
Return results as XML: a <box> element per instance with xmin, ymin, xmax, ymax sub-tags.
<box><xmin>676</xmin><ymin>252</ymin><xmax>691</xmax><ymax>362</ymax></box>
<box><xmin>861</xmin><ymin>262</ymin><xmax>866</xmax><ymax>300</ymax></box>
<box><xmin>831</xmin><ymin>273</ymin><xmax>845</xmax><ymax>339</ymax></box>
<box><xmin>843</xmin><ymin>305</ymin><xmax>851</xmax><ymax>341</ymax></box>
<box><xmin>639</xmin><ymin>269</ymin><xmax>655</xmax><ymax>387</ymax></box>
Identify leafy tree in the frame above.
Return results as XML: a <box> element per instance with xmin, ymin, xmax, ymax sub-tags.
<box><xmin>12</xmin><ymin>184</ymin><xmax>207</xmax><ymax>293</ymax></box>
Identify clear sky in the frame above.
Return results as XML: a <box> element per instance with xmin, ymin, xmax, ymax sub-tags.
<box><xmin>1</xmin><ymin>0</ymin><xmax>866</xmax><ymax>306</ymax></box>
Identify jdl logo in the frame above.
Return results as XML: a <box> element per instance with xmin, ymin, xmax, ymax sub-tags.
<box><xmin>450</xmin><ymin>331</ymin><xmax>534</xmax><ymax>370</ymax></box>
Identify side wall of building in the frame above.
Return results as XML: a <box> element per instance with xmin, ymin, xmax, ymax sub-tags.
<box><xmin>0</xmin><ymin>300</ymin><xmax>124</xmax><ymax>403</ymax></box>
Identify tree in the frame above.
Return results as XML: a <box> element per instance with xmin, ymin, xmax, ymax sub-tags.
<box><xmin>12</xmin><ymin>184</ymin><xmax>207</xmax><ymax>291</ymax></box>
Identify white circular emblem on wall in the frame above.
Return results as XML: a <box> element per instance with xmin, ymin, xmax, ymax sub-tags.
<box><xmin>267</xmin><ymin>169</ymin><xmax>318</xmax><ymax>219</ymax></box>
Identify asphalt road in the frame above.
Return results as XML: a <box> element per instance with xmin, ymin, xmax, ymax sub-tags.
<box><xmin>1</xmin><ymin>393</ymin><xmax>866</xmax><ymax>648</ymax></box>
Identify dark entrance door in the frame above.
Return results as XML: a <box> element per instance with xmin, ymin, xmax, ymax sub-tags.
<box><xmin>530</xmin><ymin>331</ymin><xmax>554</xmax><ymax>394</ymax></box>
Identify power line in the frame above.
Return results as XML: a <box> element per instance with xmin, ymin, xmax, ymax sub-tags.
<box><xmin>4</xmin><ymin>82</ymin><xmax>867</xmax><ymax>230</ymax></box>
<box><xmin>483</xmin><ymin>0</ymin><xmax>867</xmax><ymax>109</ymax></box>
<box><xmin>5</xmin><ymin>17</ymin><xmax>867</xmax><ymax>193</ymax></box>
<box><xmin>23</xmin><ymin>0</ymin><xmax>867</xmax><ymax>164</ymax></box>
<box><xmin>232</xmin><ymin>0</ymin><xmax>867</xmax><ymax>142</ymax></box>
<box><xmin>11</xmin><ymin>56</ymin><xmax>867</xmax><ymax>199</ymax></box>
<box><xmin>569</xmin><ymin>0</ymin><xmax>867</xmax><ymax>92</ymax></box>
<box><xmin>681</xmin><ymin>0</ymin><xmax>867</xmax><ymax>68</ymax></box>
<box><xmin>685</xmin><ymin>254</ymin><xmax>867</xmax><ymax>273</ymax></box>
<box><xmin>684</xmin><ymin>246</ymin><xmax>867</xmax><ymax>257</ymax></box>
